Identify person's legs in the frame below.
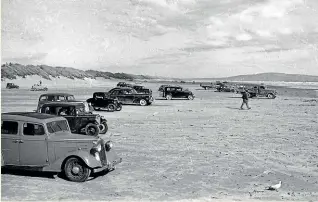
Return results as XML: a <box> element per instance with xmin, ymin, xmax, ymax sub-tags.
<box><xmin>246</xmin><ymin>100</ymin><xmax>251</xmax><ymax>109</ymax></box>
<box><xmin>240</xmin><ymin>100</ymin><xmax>245</xmax><ymax>109</ymax></box>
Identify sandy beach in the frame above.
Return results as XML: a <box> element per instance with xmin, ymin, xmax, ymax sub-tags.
<box><xmin>1</xmin><ymin>79</ymin><xmax>318</xmax><ymax>201</ymax></box>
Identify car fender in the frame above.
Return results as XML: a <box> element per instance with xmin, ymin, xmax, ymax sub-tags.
<box><xmin>42</xmin><ymin>150</ymin><xmax>103</xmax><ymax>172</ymax></box>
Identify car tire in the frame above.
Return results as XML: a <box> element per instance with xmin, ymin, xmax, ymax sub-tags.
<box><xmin>93</xmin><ymin>107</ymin><xmax>100</xmax><ymax>111</ymax></box>
<box><xmin>116</xmin><ymin>104</ymin><xmax>122</xmax><ymax>111</ymax></box>
<box><xmin>188</xmin><ymin>95</ymin><xmax>194</xmax><ymax>100</ymax></box>
<box><xmin>64</xmin><ymin>157</ymin><xmax>91</xmax><ymax>182</ymax></box>
<box><xmin>267</xmin><ymin>93</ymin><xmax>275</xmax><ymax>99</ymax></box>
<box><xmin>99</xmin><ymin>121</ymin><xmax>108</xmax><ymax>134</ymax></box>
<box><xmin>85</xmin><ymin>123</ymin><xmax>100</xmax><ymax>136</ymax></box>
<box><xmin>108</xmin><ymin>104</ymin><xmax>116</xmax><ymax>112</ymax></box>
<box><xmin>166</xmin><ymin>94</ymin><xmax>172</xmax><ymax>100</ymax></box>
<box><xmin>139</xmin><ymin>99</ymin><xmax>147</xmax><ymax>106</ymax></box>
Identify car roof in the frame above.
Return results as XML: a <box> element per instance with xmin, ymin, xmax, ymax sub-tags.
<box><xmin>110</xmin><ymin>87</ymin><xmax>134</xmax><ymax>90</ymax></box>
<box><xmin>40</xmin><ymin>93</ymin><xmax>74</xmax><ymax>97</ymax></box>
<box><xmin>1</xmin><ymin>112</ymin><xmax>65</xmax><ymax>123</ymax></box>
<box><xmin>41</xmin><ymin>101</ymin><xmax>85</xmax><ymax>107</ymax></box>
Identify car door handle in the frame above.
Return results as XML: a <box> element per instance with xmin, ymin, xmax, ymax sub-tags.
<box><xmin>19</xmin><ymin>140</ymin><xmax>24</xmax><ymax>143</ymax></box>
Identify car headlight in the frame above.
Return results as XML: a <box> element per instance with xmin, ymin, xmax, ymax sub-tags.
<box><xmin>105</xmin><ymin>141</ymin><xmax>113</xmax><ymax>151</ymax></box>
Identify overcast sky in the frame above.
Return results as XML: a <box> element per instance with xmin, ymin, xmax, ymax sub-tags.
<box><xmin>2</xmin><ymin>0</ymin><xmax>318</xmax><ymax>77</ymax></box>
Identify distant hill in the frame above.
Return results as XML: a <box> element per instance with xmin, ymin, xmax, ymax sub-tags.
<box><xmin>196</xmin><ymin>73</ymin><xmax>318</xmax><ymax>82</ymax></box>
<box><xmin>1</xmin><ymin>63</ymin><xmax>155</xmax><ymax>81</ymax></box>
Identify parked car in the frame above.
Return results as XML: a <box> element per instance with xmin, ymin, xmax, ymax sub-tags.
<box><xmin>31</xmin><ymin>84</ymin><xmax>48</xmax><ymax>91</ymax></box>
<box><xmin>86</xmin><ymin>92</ymin><xmax>122</xmax><ymax>112</ymax></box>
<box><xmin>6</xmin><ymin>83</ymin><xmax>19</xmax><ymax>89</ymax></box>
<box><xmin>216</xmin><ymin>83</ymin><xmax>236</xmax><ymax>92</ymax></box>
<box><xmin>159</xmin><ymin>85</ymin><xmax>195</xmax><ymax>100</ymax></box>
<box><xmin>108</xmin><ymin>87</ymin><xmax>154</xmax><ymax>106</ymax></box>
<box><xmin>132</xmin><ymin>85</ymin><xmax>152</xmax><ymax>95</ymax></box>
<box><xmin>38</xmin><ymin>102</ymin><xmax>108</xmax><ymax>136</ymax></box>
<box><xmin>200</xmin><ymin>82</ymin><xmax>216</xmax><ymax>90</ymax></box>
<box><xmin>116</xmin><ymin>82</ymin><xmax>133</xmax><ymax>88</ymax></box>
<box><xmin>245</xmin><ymin>85</ymin><xmax>277</xmax><ymax>99</ymax></box>
<box><xmin>1</xmin><ymin>112</ymin><xmax>122</xmax><ymax>182</ymax></box>
<box><xmin>37</xmin><ymin>93</ymin><xmax>76</xmax><ymax>111</ymax></box>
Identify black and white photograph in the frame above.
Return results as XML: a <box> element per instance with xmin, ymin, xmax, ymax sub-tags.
<box><xmin>1</xmin><ymin>0</ymin><xmax>318</xmax><ymax>201</ymax></box>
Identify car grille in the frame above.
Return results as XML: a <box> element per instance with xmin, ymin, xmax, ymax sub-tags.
<box><xmin>99</xmin><ymin>144</ymin><xmax>107</xmax><ymax>166</ymax></box>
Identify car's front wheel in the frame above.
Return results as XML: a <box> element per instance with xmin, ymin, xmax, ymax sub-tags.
<box><xmin>188</xmin><ymin>95</ymin><xmax>194</xmax><ymax>100</ymax></box>
<box><xmin>116</xmin><ymin>104</ymin><xmax>122</xmax><ymax>111</ymax></box>
<box><xmin>139</xmin><ymin>99</ymin><xmax>147</xmax><ymax>106</ymax></box>
<box><xmin>64</xmin><ymin>157</ymin><xmax>91</xmax><ymax>182</ymax></box>
<box><xmin>166</xmin><ymin>94</ymin><xmax>172</xmax><ymax>100</ymax></box>
<box><xmin>108</xmin><ymin>104</ymin><xmax>116</xmax><ymax>112</ymax></box>
<box><xmin>85</xmin><ymin>123</ymin><xmax>100</xmax><ymax>136</ymax></box>
<box><xmin>267</xmin><ymin>93</ymin><xmax>275</xmax><ymax>99</ymax></box>
<box><xmin>99</xmin><ymin>121</ymin><xmax>108</xmax><ymax>134</ymax></box>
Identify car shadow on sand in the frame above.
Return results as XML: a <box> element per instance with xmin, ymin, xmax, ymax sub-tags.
<box><xmin>1</xmin><ymin>168</ymin><xmax>56</xmax><ymax>179</ymax></box>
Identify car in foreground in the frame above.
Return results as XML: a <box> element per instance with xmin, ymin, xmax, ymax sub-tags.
<box><xmin>6</xmin><ymin>83</ymin><xmax>19</xmax><ymax>89</ymax></box>
<box><xmin>158</xmin><ymin>85</ymin><xmax>194</xmax><ymax>100</ymax></box>
<box><xmin>86</xmin><ymin>92</ymin><xmax>122</xmax><ymax>112</ymax></box>
<box><xmin>1</xmin><ymin>112</ymin><xmax>122</xmax><ymax>182</ymax></box>
<box><xmin>108</xmin><ymin>87</ymin><xmax>154</xmax><ymax>106</ymax></box>
<box><xmin>38</xmin><ymin>102</ymin><xmax>108</xmax><ymax>136</ymax></box>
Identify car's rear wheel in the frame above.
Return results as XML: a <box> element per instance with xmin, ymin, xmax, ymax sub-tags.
<box><xmin>116</xmin><ymin>104</ymin><xmax>122</xmax><ymax>111</ymax></box>
<box><xmin>64</xmin><ymin>157</ymin><xmax>91</xmax><ymax>182</ymax></box>
<box><xmin>85</xmin><ymin>123</ymin><xmax>99</xmax><ymax>136</ymax></box>
<box><xmin>139</xmin><ymin>99</ymin><xmax>147</xmax><ymax>106</ymax></box>
<box><xmin>99</xmin><ymin>121</ymin><xmax>108</xmax><ymax>134</ymax></box>
<box><xmin>166</xmin><ymin>94</ymin><xmax>172</xmax><ymax>100</ymax></box>
<box><xmin>108</xmin><ymin>104</ymin><xmax>116</xmax><ymax>112</ymax></box>
<box><xmin>267</xmin><ymin>93</ymin><xmax>275</xmax><ymax>99</ymax></box>
<box><xmin>188</xmin><ymin>95</ymin><xmax>194</xmax><ymax>100</ymax></box>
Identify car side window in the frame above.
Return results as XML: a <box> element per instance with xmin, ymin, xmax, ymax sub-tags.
<box><xmin>23</xmin><ymin>123</ymin><xmax>45</xmax><ymax>136</ymax></box>
<box><xmin>112</xmin><ymin>90</ymin><xmax>119</xmax><ymax>95</ymax></box>
<box><xmin>1</xmin><ymin>121</ymin><xmax>18</xmax><ymax>135</ymax></box>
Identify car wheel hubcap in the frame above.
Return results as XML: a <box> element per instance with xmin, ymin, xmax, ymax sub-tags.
<box><xmin>88</xmin><ymin>127</ymin><xmax>96</xmax><ymax>135</ymax></box>
<box><xmin>72</xmin><ymin>166</ymin><xmax>80</xmax><ymax>174</ymax></box>
<box><xmin>140</xmin><ymin>100</ymin><xmax>146</xmax><ymax>105</ymax></box>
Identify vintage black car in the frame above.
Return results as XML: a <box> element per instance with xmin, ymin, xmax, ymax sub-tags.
<box><xmin>1</xmin><ymin>112</ymin><xmax>121</xmax><ymax>182</ymax></box>
<box><xmin>38</xmin><ymin>102</ymin><xmax>108</xmax><ymax>136</ymax></box>
<box><xmin>6</xmin><ymin>83</ymin><xmax>19</xmax><ymax>89</ymax></box>
<box><xmin>159</xmin><ymin>85</ymin><xmax>195</xmax><ymax>100</ymax></box>
<box><xmin>108</xmin><ymin>87</ymin><xmax>154</xmax><ymax>106</ymax></box>
<box><xmin>159</xmin><ymin>85</ymin><xmax>194</xmax><ymax>100</ymax></box>
<box><xmin>37</xmin><ymin>93</ymin><xmax>76</xmax><ymax>111</ymax></box>
<box><xmin>86</xmin><ymin>92</ymin><xmax>122</xmax><ymax>112</ymax></box>
<box><xmin>132</xmin><ymin>85</ymin><xmax>152</xmax><ymax>95</ymax></box>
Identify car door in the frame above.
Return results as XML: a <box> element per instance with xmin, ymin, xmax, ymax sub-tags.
<box><xmin>19</xmin><ymin>122</ymin><xmax>49</xmax><ymax>166</ymax></box>
<box><xmin>62</xmin><ymin>106</ymin><xmax>78</xmax><ymax>133</ymax></box>
<box><xmin>1</xmin><ymin>120</ymin><xmax>20</xmax><ymax>165</ymax></box>
<box><xmin>125</xmin><ymin>89</ymin><xmax>135</xmax><ymax>104</ymax></box>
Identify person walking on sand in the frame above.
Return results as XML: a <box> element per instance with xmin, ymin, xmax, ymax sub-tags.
<box><xmin>240</xmin><ymin>89</ymin><xmax>251</xmax><ymax>110</ymax></box>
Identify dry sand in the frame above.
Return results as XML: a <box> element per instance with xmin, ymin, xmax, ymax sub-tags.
<box><xmin>1</xmin><ymin>81</ymin><xmax>318</xmax><ymax>201</ymax></box>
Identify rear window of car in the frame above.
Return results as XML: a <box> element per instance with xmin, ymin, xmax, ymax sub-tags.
<box><xmin>1</xmin><ymin>121</ymin><xmax>18</xmax><ymax>135</ymax></box>
<box><xmin>47</xmin><ymin>120</ymin><xmax>69</xmax><ymax>133</ymax></box>
<box><xmin>23</xmin><ymin>123</ymin><xmax>45</xmax><ymax>136</ymax></box>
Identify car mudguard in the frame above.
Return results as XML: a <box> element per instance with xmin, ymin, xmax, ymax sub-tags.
<box><xmin>42</xmin><ymin>150</ymin><xmax>103</xmax><ymax>172</ymax></box>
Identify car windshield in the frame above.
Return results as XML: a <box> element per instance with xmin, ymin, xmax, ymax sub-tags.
<box><xmin>47</xmin><ymin>120</ymin><xmax>69</xmax><ymax>133</ymax></box>
<box><xmin>77</xmin><ymin>103</ymin><xmax>90</xmax><ymax>114</ymax></box>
